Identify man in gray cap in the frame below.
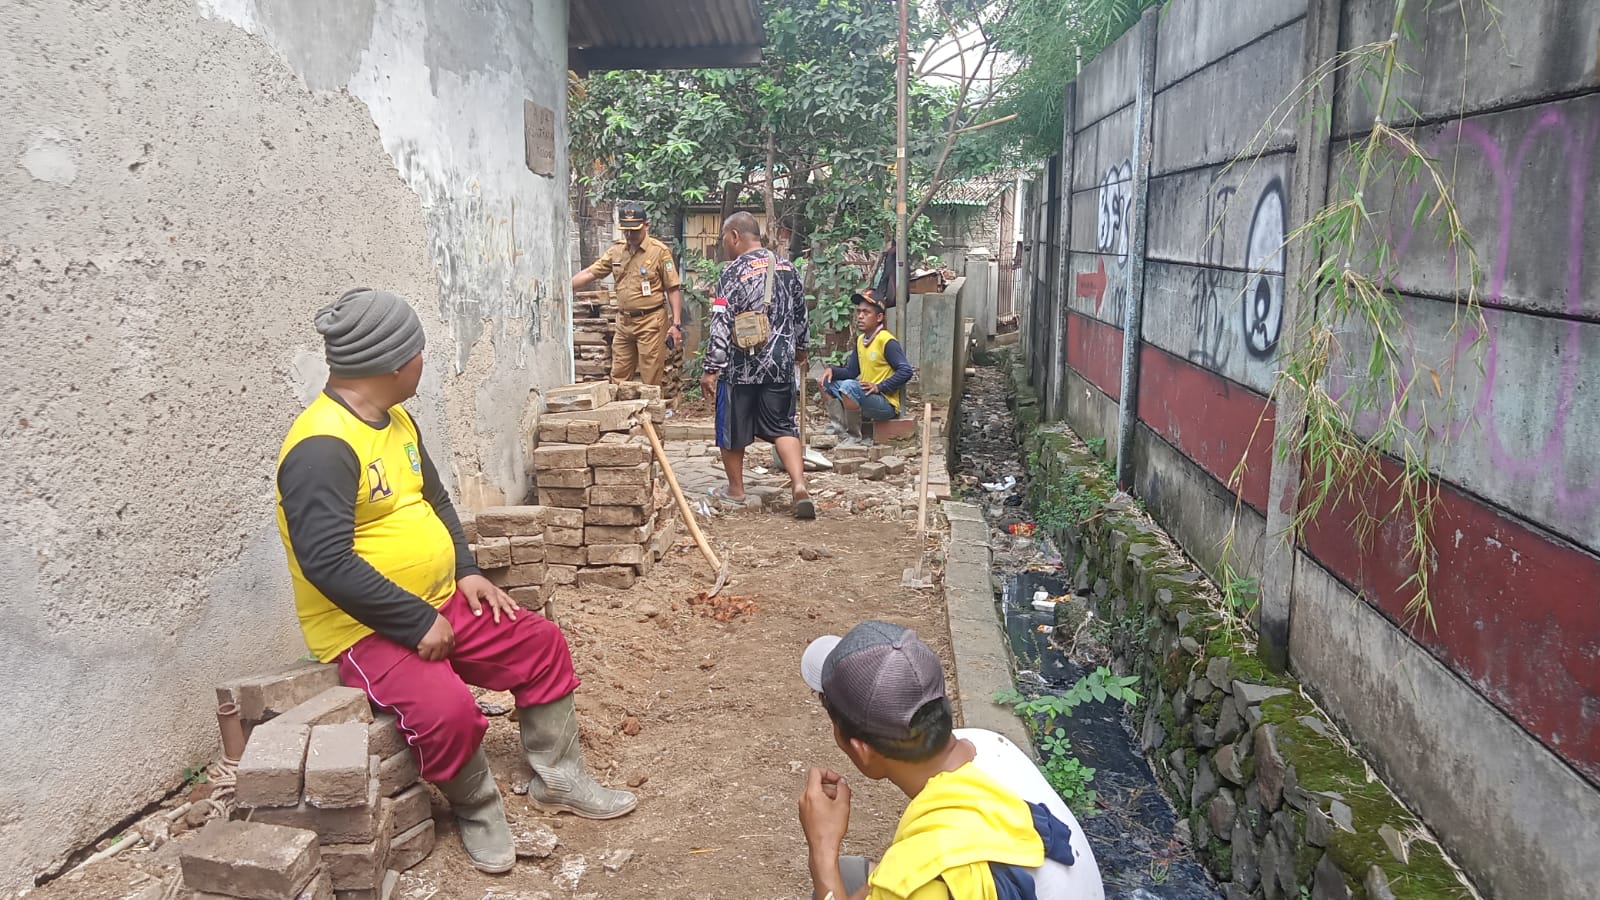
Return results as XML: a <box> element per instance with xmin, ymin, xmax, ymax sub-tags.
<box><xmin>275</xmin><ymin>288</ymin><xmax>635</xmax><ymax>876</ymax></box>
<box><xmin>797</xmin><ymin>621</ymin><xmax>1103</xmax><ymax>900</ymax></box>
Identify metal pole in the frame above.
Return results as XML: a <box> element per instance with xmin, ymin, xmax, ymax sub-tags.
<box><xmin>895</xmin><ymin>0</ymin><xmax>909</xmax><ymax>311</ymax></box>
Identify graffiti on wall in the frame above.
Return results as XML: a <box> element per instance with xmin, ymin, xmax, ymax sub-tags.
<box><xmin>1338</xmin><ymin>106</ymin><xmax>1599</xmax><ymax>531</ymax></box>
<box><xmin>1185</xmin><ymin>175</ymin><xmax>1286</xmax><ymax>370</ymax></box>
<box><xmin>1085</xmin><ymin>159</ymin><xmax>1133</xmax><ymax>321</ymax></box>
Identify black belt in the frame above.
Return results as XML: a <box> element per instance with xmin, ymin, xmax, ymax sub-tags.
<box><xmin>620</xmin><ymin>304</ymin><xmax>665</xmax><ymax>318</ymax></box>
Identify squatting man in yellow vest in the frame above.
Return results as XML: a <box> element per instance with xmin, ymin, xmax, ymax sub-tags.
<box><xmin>274</xmin><ymin>289</ymin><xmax>635</xmax><ymax>875</ymax></box>
<box><xmin>570</xmin><ymin>201</ymin><xmax>685</xmax><ymax>391</ymax></box>
<box><xmin>817</xmin><ymin>288</ymin><xmax>915</xmax><ymax>448</ymax></box>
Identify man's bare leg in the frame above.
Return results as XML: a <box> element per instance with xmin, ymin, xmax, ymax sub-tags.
<box><xmin>720</xmin><ymin>447</ymin><xmax>747</xmax><ymax>500</ymax></box>
<box><xmin>773</xmin><ymin>435</ymin><xmax>809</xmax><ymax>501</ymax></box>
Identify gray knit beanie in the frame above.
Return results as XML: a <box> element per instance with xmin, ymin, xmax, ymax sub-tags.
<box><xmin>314</xmin><ymin>288</ymin><xmax>426</xmax><ymax>378</ymax></box>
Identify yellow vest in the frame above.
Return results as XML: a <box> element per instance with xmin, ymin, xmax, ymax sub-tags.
<box><xmin>275</xmin><ymin>394</ymin><xmax>457</xmax><ymax>661</ymax></box>
<box><xmin>858</xmin><ymin>328</ymin><xmax>903</xmax><ymax>412</ymax></box>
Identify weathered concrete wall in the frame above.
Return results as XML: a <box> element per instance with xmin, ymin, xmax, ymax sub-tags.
<box><xmin>0</xmin><ymin>0</ymin><xmax>571</xmax><ymax>889</ymax></box>
<box><xmin>1017</xmin><ymin>0</ymin><xmax>1600</xmax><ymax>896</ymax></box>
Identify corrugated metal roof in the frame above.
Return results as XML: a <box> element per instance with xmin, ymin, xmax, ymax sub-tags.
<box><xmin>930</xmin><ymin>174</ymin><xmax>1015</xmax><ymax>207</ymax></box>
<box><xmin>570</xmin><ymin>0</ymin><xmax>766</xmax><ymax>70</ymax></box>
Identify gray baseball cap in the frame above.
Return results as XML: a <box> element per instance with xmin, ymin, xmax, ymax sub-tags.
<box><xmin>801</xmin><ymin>621</ymin><xmax>947</xmax><ymax>740</ymax></box>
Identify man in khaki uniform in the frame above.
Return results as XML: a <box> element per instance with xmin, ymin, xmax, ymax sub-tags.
<box><xmin>571</xmin><ymin>201</ymin><xmax>684</xmax><ymax>386</ymax></box>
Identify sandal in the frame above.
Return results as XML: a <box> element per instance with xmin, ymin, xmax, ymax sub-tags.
<box><xmin>707</xmin><ymin>485</ymin><xmax>746</xmax><ymax>508</ymax></box>
<box><xmin>793</xmin><ymin>497</ymin><xmax>817</xmax><ymax>520</ymax></box>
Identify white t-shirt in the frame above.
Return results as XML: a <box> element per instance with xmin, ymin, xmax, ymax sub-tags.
<box><xmin>957</xmin><ymin>728</ymin><xmax>1107</xmax><ymax>900</ymax></box>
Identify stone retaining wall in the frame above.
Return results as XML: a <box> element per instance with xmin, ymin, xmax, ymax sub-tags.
<box><xmin>1005</xmin><ymin>360</ymin><xmax>1474</xmax><ymax>900</ymax></box>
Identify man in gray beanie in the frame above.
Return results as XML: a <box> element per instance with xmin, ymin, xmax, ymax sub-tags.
<box><xmin>275</xmin><ymin>288</ymin><xmax>635</xmax><ymax>876</ymax></box>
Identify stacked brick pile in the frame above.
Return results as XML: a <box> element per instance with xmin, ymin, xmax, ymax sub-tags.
<box><xmin>206</xmin><ymin>666</ymin><xmax>434</xmax><ymax>899</ymax></box>
<box><xmin>463</xmin><ymin>381</ymin><xmax>677</xmax><ymax>594</ymax></box>
<box><xmin>571</xmin><ymin>293</ymin><xmax>683</xmax><ymax>403</ymax></box>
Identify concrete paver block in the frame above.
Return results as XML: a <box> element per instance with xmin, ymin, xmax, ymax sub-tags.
<box><xmin>544</xmin><ymin>381</ymin><xmax>613</xmax><ymax>412</ymax></box>
<box><xmin>243</xmin><ymin>777</ymin><xmax>380</xmax><ymax>844</ymax></box>
<box><xmin>585</xmin><ymin>519</ymin><xmax>653</xmax><ymax>544</ymax></box>
<box><xmin>537</xmin><ymin>420</ymin><xmax>569</xmax><ymax>443</ymax></box>
<box><xmin>387</xmin><ymin>819</ymin><xmax>436</xmax><ymax>872</ymax></box>
<box><xmin>377</xmin><ymin>749</ymin><xmax>420</xmax><ymax>797</ymax></box>
<box><xmin>587</xmin><ymin>543</ymin><xmax>646</xmax><ymax>566</ymax></box>
<box><xmin>322</xmin><ymin>800</ymin><xmax>393</xmax><ymax>890</ymax></box>
<box><xmin>367</xmin><ymin>715</ymin><xmax>408</xmax><ymax>761</ymax></box>
<box><xmin>388</xmin><ymin>784</ymin><xmax>432</xmax><ymax>836</ymax></box>
<box><xmin>536</xmin><ymin>487</ymin><xmax>587</xmax><ymax>508</ymax></box>
<box><xmin>587</xmin><ymin>435</ymin><xmax>652</xmax><ymax>467</ymax></box>
<box><xmin>488</xmin><ymin>562</ymin><xmax>546</xmax><ymax>587</ymax></box>
<box><xmin>192</xmin><ymin>870</ymin><xmax>332</xmax><ymax>900</ymax></box>
<box><xmin>219</xmin><ymin>663</ymin><xmax>342</xmax><ymax>724</ymax></box>
<box><xmin>473</xmin><ymin>536</ymin><xmax>511</xmax><ymax>569</ymax></box>
<box><xmin>543</xmin><ymin>399</ymin><xmax>647</xmax><ymax>433</ymax></box>
<box><xmin>585</xmin><ymin>505</ymin><xmax>649</xmax><ymax>526</ymax></box>
<box><xmin>237</xmin><ymin>721</ymin><xmax>311</xmax><ymax>808</ymax></box>
<box><xmin>327</xmin><ymin>868</ymin><xmax>397</xmax><ymax>900</ymax></box>
<box><xmin>859</xmin><ymin>462</ymin><xmax>889</xmax><ymax>481</ymax></box>
<box><xmin>538</xmin><ymin>467</ymin><xmax>593</xmax><ymax>489</ymax></box>
<box><xmin>179</xmin><ymin>820</ymin><xmax>320</xmax><ymax>900</ymax></box>
<box><xmin>509</xmin><ymin>535</ymin><xmax>545</xmax><ymax>564</ymax></box>
<box><xmin>532</xmin><ymin>443</ymin><xmax>588</xmax><ymax>470</ymax></box>
<box><xmin>544</xmin><ymin>507</ymin><xmax>583</xmax><ymax>529</ymax></box>
<box><xmin>274</xmin><ymin>687</ymin><xmax>373</xmax><ymax>729</ymax></box>
<box><xmin>475</xmin><ymin>506</ymin><xmax>549</xmax><ymax>537</ymax></box>
<box><xmin>304</xmin><ymin>723</ymin><xmax>370</xmax><ymax>809</ymax></box>
<box><xmin>593</xmin><ymin>462</ymin><xmax>652</xmax><ymax>486</ymax></box>
<box><xmin>545</xmin><ymin>525</ymin><xmax>584</xmax><ymax>547</ymax></box>
<box><xmin>544</xmin><ymin>544</ymin><xmax>586</xmax><ymax>566</ymax></box>
<box><xmin>546</xmin><ymin>564</ymin><xmax>578</xmax><ymax>585</ymax></box>
<box><xmin>565</xmin><ymin>419</ymin><xmax>602</xmax><ymax>444</ymax></box>
<box><xmin>576</xmin><ymin>566</ymin><xmax>636</xmax><ymax>590</ymax></box>
<box><xmin>589</xmin><ymin>483</ymin><xmax>650</xmax><ymax>506</ymax></box>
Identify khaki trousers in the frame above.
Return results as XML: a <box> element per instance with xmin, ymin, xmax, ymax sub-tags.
<box><xmin>611</xmin><ymin>306</ymin><xmax>669</xmax><ymax>386</ymax></box>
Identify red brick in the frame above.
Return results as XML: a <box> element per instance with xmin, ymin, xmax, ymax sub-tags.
<box><xmin>274</xmin><ymin>687</ymin><xmax>373</xmax><ymax>729</ymax></box>
<box><xmin>588</xmin><ymin>483</ymin><xmax>650</xmax><ymax>506</ymax></box>
<box><xmin>545</xmin><ymin>544</ymin><xmax>586</xmax><ymax>566</ymax></box>
<box><xmin>546</xmin><ymin>565</ymin><xmax>578</xmax><ymax>586</ymax></box>
<box><xmin>475</xmin><ymin>506</ymin><xmax>549</xmax><ymax>537</ymax></box>
<box><xmin>532</xmin><ymin>443</ymin><xmax>588</xmax><ymax>470</ymax></box>
<box><xmin>576</xmin><ymin>566</ymin><xmax>636</xmax><ymax>590</ymax></box>
<box><xmin>545</xmin><ymin>381</ymin><xmax>614</xmax><ymax>412</ymax></box>
<box><xmin>509</xmin><ymin>535</ymin><xmax>545</xmax><ymax>564</ymax></box>
<box><xmin>218</xmin><ymin>663</ymin><xmax>341</xmax><ymax>724</ymax></box>
<box><xmin>242</xmin><ymin>776</ymin><xmax>380</xmax><ymax>843</ymax></box>
<box><xmin>388</xmin><ymin>784</ymin><xmax>432</xmax><ymax>836</ymax></box>
<box><xmin>488</xmin><ymin>563</ymin><xmax>546</xmax><ymax>588</ymax></box>
<box><xmin>387</xmin><ymin>819</ymin><xmax>436</xmax><ymax>872</ymax></box>
<box><xmin>378</xmin><ymin>750</ymin><xmax>420</xmax><ymax>797</ymax></box>
<box><xmin>368</xmin><ymin>715</ymin><xmax>408</xmax><ymax>761</ymax></box>
<box><xmin>304</xmin><ymin>723</ymin><xmax>370</xmax><ymax>809</ymax></box>
<box><xmin>585</xmin><ymin>520</ymin><xmax>654</xmax><ymax>544</ymax></box>
<box><xmin>322</xmin><ymin>801</ymin><xmax>393</xmax><ymax>890</ymax></box>
<box><xmin>538</xmin><ymin>467</ymin><xmax>592</xmax><ymax>489</ymax></box>
<box><xmin>545</xmin><ymin>525</ymin><xmax>584</xmax><ymax>547</ymax></box>
<box><xmin>592</xmin><ymin>462</ymin><xmax>652</xmax><ymax>487</ymax></box>
<box><xmin>585</xmin><ymin>505</ymin><xmax>649</xmax><ymax>527</ymax></box>
<box><xmin>180</xmin><ymin>820</ymin><xmax>320</xmax><ymax>900</ymax></box>
<box><xmin>236</xmin><ymin>721</ymin><xmax>310</xmax><ymax>808</ymax></box>
<box><xmin>473</xmin><ymin>536</ymin><xmax>511</xmax><ymax>569</ymax></box>
<box><xmin>587</xmin><ymin>543</ymin><xmax>645</xmax><ymax>566</ymax></box>
<box><xmin>536</xmin><ymin>487</ymin><xmax>587</xmax><ymax>508</ymax></box>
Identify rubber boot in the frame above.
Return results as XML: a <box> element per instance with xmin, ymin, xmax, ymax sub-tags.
<box><xmin>837</xmin><ymin>405</ymin><xmax>873</xmax><ymax>449</ymax></box>
<box><xmin>822</xmin><ymin>396</ymin><xmax>850</xmax><ymax>436</ymax></box>
<box><xmin>518</xmin><ymin>697</ymin><xmax>638</xmax><ymax>819</ymax></box>
<box><xmin>436</xmin><ymin>748</ymin><xmax>515</xmax><ymax>874</ymax></box>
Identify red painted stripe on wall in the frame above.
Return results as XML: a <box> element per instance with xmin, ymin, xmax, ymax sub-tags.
<box><xmin>1065</xmin><ymin>310</ymin><xmax>1123</xmax><ymax>401</ymax></box>
<box><xmin>1136</xmin><ymin>344</ymin><xmax>1275</xmax><ymax>511</ymax></box>
<box><xmin>1301</xmin><ymin>457</ymin><xmax>1600</xmax><ymax>784</ymax></box>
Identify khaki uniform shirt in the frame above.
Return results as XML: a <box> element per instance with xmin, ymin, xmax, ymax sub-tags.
<box><xmin>585</xmin><ymin>236</ymin><xmax>682</xmax><ymax>312</ymax></box>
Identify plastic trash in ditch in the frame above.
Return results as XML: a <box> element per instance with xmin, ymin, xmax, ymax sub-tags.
<box><xmin>981</xmin><ymin>475</ymin><xmax>1018</xmax><ymax>492</ymax></box>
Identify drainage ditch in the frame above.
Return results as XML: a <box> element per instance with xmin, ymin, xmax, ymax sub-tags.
<box><xmin>954</xmin><ymin>362</ymin><xmax>1219</xmax><ymax>899</ymax></box>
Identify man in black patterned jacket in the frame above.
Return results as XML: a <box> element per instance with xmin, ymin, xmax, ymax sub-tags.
<box><xmin>700</xmin><ymin>212</ymin><xmax>815</xmax><ymax>519</ymax></box>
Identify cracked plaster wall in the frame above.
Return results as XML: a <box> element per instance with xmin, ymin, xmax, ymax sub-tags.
<box><xmin>0</xmin><ymin>0</ymin><xmax>571</xmax><ymax>888</ymax></box>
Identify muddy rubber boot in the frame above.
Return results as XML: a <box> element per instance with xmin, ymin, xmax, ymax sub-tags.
<box><xmin>823</xmin><ymin>396</ymin><xmax>850</xmax><ymax>435</ymax></box>
<box><xmin>436</xmin><ymin>748</ymin><xmax>515</xmax><ymax>874</ymax></box>
<box><xmin>518</xmin><ymin>697</ymin><xmax>638</xmax><ymax>819</ymax></box>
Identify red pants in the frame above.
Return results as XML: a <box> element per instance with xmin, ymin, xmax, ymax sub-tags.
<box><xmin>337</xmin><ymin>590</ymin><xmax>579</xmax><ymax>782</ymax></box>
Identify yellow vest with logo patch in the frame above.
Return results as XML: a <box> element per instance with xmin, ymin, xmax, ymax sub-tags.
<box><xmin>275</xmin><ymin>394</ymin><xmax>457</xmax><ymax>661</ymax></box>
<box><xmin>858</xmin><ymin>328</ymin><xmax>904</xmax><ymax>413</ymax></box>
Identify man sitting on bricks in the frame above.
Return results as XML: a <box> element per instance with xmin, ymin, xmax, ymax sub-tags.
<box><xmin>817</xmin><ymin>288</ymin><xmax>915</xmax><ymax>448</ymax></box>
<box><xmin>274</xmin><ymin>288</ymin><xmax>635</xmax><ymax>874</ymax></box>
<box><xmin>797</xmin><ymin>621</ymin><xmax>1105</xmax><ymax>900</ymax></box>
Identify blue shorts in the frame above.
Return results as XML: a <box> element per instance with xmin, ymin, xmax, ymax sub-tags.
<box><xmin>824</xmin><ymin>379</ymin><xmax>898</xmax><ymax>421</ymax></box>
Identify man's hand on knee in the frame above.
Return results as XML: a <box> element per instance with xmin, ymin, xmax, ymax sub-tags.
<box><xmin>458</xmin><ymin>573</ymin><xmax>520</xmax><ymax>624</ymax></box>
<box><xmin>417</xmin><ymin>613</ymin><xmax>456</xmax><ymax>661</ymax></box>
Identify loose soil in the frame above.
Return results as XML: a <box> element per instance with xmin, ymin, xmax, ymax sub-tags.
<box><xmin>31</xmin><ymin>448</ymin><xmax>947</xmax><ymax>900</ymax></box>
